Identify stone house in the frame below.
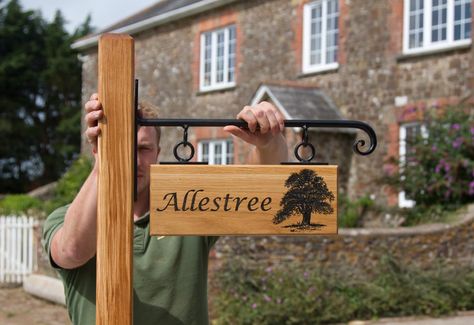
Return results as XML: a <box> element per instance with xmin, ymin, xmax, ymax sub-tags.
<box><xmin>73</xmin><ymin>0</ymin><xmax>473</xmax><ymax>208</ymax></box>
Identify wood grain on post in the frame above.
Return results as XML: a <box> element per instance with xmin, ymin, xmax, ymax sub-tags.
<box><xmin>97</xmin><ymin>34</ymin><xmax>134</xmax><ymax>325</ymax></box>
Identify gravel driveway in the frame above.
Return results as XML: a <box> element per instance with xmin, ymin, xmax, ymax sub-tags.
<box><xmin>0</xmin><ymin>287</ymin><xmax>70</xmax><ymax>325</ymax></box>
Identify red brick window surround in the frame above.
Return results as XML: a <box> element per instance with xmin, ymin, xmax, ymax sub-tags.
<box><xmin>193</xmin><ymin>11</ymin><xmax>239</xmax><ymax>93</ymax></box>
<box><xmin>403</xmin><ymin>0</ymin><xmax>472</xmax><ymax>55</ymax></box>
<box><xmin>301</xmin><ymin>0</ymin><xmax>340</xmax><ymax>74</ymax></box>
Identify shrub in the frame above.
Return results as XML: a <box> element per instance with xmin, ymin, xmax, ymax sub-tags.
<box><xmin>384</xmin><ymin>105</ymin><xmax>474</xmax><ymax>224</ymax></box>
<box><xmin>213</xmin><ymin>257</ymin><xmax>474</xmax><ymax>324</ymax></box>
<box><xmin>0</xmin><ymin>194</ymin><xmax>44</xmax><ymax>216</ymax></box>
<box><xmin>0</xmin><ymin>156</ymin><xmax>92</xmax><ymax>217</ymax></box>
<box><xmin>338</xmin><ymin>195</ymin><xmax>374</xmax><ymax>228</ymax></box>
<box><xmin>44</xmin><ymin>155</ymin><xmax>92</xmax><ymax>214</ymax></box>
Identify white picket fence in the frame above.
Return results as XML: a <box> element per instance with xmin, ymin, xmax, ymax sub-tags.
<box><xmin>0</xmin><ymin>216</ymin><xmax>37</xmax><ymax>283</ymax></box>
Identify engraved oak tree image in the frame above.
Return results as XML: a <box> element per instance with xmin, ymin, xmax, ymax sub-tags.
<box><xmin>273</xmin><ymin>169</ymin><xmax>335</xmax><ymax>230</ymax></box>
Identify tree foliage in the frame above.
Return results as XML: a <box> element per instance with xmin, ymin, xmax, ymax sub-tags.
<box><xmin>0</xmin><ymin>0</ymin><xmax>93</xmax><ymax>193</ymax></box>
<box><xmin>273</xmin><ymin>169</ymin><xmax>335</xmax><ymax>226</ymax></box>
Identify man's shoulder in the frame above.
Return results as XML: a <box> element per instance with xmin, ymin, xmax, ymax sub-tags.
<box><xmin>44</xmin><ymin>204</ymin><xmax>69</xmax><ymax>228</ymax></box>
<box><xmin>42</xmin><ymin>204</ymin><xmax>70</xmax><ymax>256</ymax></box>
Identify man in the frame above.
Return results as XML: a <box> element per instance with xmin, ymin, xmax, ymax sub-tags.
<box><xmin>43</xmin><ymin>94</ymin><xmax>288</xmax><ymax>324</ymax></box>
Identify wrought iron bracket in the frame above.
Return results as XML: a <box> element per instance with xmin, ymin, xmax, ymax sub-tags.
<box><xmin>133</xmin><ymin>80</ymin><xmax>377</xmax><ymax>200</ymax></box>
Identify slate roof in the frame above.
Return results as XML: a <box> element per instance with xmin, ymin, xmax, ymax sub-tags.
<box><xmin>101</xmin><ymin>0</ymin><xmax>203</xmax><ymax>33</ymax></box>
<box><xmin>250</xmin><ymin>82</ymin><xmax>353</xmax><ymax>133</ymax></box>
<box><xmin>72</xmin><ymin>0</ymin><xmax>237</xmax><ymax>49</ymax></box>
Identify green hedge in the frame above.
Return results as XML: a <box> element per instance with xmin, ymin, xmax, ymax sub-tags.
<box><xmin>45</xmin><ymin>155</ymin><xmax>92</xmax><ymax>213</ymax></box>
<box><xmin>0</xmin><ymin>194</ymin><xmax>44</xmax><ymax>216</ymax></box>
<box><xmin>0</xmin><ymin>155</ymin><xmax>92</xmax><ymax>217</ymax></box>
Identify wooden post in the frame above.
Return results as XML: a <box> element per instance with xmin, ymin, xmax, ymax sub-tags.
<box><xmin>97</xmin><ymin>34</ymin><xmax>134</xmax><ymax>325</ymax></box>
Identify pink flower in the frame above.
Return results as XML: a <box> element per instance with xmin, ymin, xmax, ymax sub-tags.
<box><xmin>452</xmin><ymin>137</ymin><xmax>463</xmax><ymax>149</ymax></box>
<box><xmin>469</xmin><ymin>182</ymin><xmax>474</xmax><ymax>196</ymax></box>
<box><xmin>451</xmin><ymin>123</ymin><xmax>460</xmax><ymax>130</ymax></box>
<box><xmin>263</xmin><ymin>294</ymin><xmax>272</xmax><ymax>302</ymax></box>
<box><xmin>251</xmin><ymin>303</ymin><xmax>257</xmax><ymax>309</ymax></box>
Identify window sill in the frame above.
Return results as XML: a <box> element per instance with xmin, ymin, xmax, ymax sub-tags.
<box><xmin>196</xmin><ymin>85</ymin><xmax>236</xmax><ymax>96</ymax></box>
<box><xmin>297</xmin><ymin>65</ymin><xmax>339</xmax><ymax>78</ymax></box>
<box><xmin>397</xmin><ymin>42</ymin><xmax>472</xmax><ymax>62</ymax></box>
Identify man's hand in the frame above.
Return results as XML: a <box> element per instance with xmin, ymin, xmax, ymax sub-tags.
<box><xmin>224</xmin><ymin>101</ymin><xmax>288</xmax><ymax>164</ymax></box>
<box><xmin>84</xmin><ymin>93</ymin><xmax>103</xmax><ymax>155</ymax></box>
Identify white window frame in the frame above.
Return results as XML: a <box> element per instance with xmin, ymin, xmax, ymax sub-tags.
<box><xmin>398</xmin><ymin>122</ymin><xmax>428</xmax><ymax>208</ymax></box>
<box><xmin>197</xmin><ymin>139</ymin><xmax>234</xmax><ymax>165</ymax></box>
<box><xmin>302</xmin><ymin>0</ymin><xmax>340</xmax><ymax>74</ymax></box>
<box><xmin>199</xmin><ymin>25</ymin><xmax>236</xmax><ymax>92</ymax></box>
<box><xmin>403</xmin><ymin>0</ymin><xmax>472</xmax><ymax>55</ymax></box>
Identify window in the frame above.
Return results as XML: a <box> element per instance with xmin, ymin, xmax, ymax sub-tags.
<box><xmin>200</xmin><ymin>25</ymin><xmax>236</xmax><ymax>91</ymax></box>
<box><xmin>198</xmin><ymin>139</ymin><xmax>234</xmax><ymax>165</ymax></box>
<box><xmin>398</xmin><ymin>123</ymin><xmax>427</xmax><ymax>207</ymax></box>
<box><xmin>302</xmin><ymin>0</ymin><xmax>339</xmax><ymax>74</ymax></box>
<box><xmin>404</xmin><ymin>0</ymin><xmax>472</xmax><ymax>54</ymax></box>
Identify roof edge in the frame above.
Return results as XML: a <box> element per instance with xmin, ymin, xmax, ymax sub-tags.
<box><xmin>72</xmin><ymin>0</ymin><xmax>238</xmax><ymax>51</ymax></box>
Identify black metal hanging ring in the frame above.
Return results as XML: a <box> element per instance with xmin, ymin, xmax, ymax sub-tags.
<box><xmin>173</xmin><ymin>125</ymin><xmax>195</xmax><ymax>162</ymax></box>
<box><xmin>173</xmin><ymin>141</ymin><xmax>195</xmax><ymax>162</ymax></box>
<box><xmin>294</xmin><ymin>142</ymin><xmax>315</xmax><ymax>162</ymax></box>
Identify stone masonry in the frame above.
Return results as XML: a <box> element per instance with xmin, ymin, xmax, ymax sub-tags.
<box><xmin>78</xmin><ymin>0</ymin><xmax>473</xmax><ymax>206</ymax></box>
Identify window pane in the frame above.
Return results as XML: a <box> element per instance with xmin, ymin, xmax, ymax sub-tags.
<box><xmin>454</xmin><ymin>0</ymin><xmax>472</xmax><ymax>41</ymax></box>
<box><xmin>406</xmin><ymin>125</ymin><xmax>421</xmax><ymax>152</ymax></box>
<box><xmin>228</xmin><ymin>26</ymin><xmax>236</xmax><ymax>82</ymax></box>
<box><xmin>305</xmin><ymin>0</ymin><xmax>339</xmax><ymax>68</ymax></box>
<box><xmin>214</xmin><ymin>143</ymin><xmax>222</xmax><ymax>165</ymax></box>
<box><xmin>326</xmin><ymin>0</ymin><xmax>339</xmax><ymax>64</ymax></box>
<box><xmin>201</xmin><ymin>25</ymin><xmax>236</xmax><ymax>89</ymax></box>
<box><xmin>216</xmin><ymin>31</ymin><xmax>225</xmax><ymax>83</ymax></box>
<box><xmin>226</xmin><ymin>140</ymin><xmax>234</xmax><ymax>164</ymax></box>
<box><xmin>408</xmin><ymin>0</ymin><xmax>424</xmax><ymax>48</ymax></box>
<box><xmin>203</xmin><ymin>33</ymin><xmax>212</xmax><ymax>86</ymax></box>
<box><xmin>200</xmin><ymin>142</ymin><xmax>209</xmax><ymax>162</ymax></box>
<box><xmin>454</xmin><ymin>24</ymin><xmax>461</xmax><ymax>39</ymax></box>
<box><xmin>309</xmin><ymin>2</ymin><xmax>323</xmax><ymax>65</ymax></box>
<box><xmin>431</xmin><ymin>0</ymin><xmax>447</xmax><ymax>43</ymax></box>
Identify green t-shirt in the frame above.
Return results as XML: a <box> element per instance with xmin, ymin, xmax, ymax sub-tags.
<box><xmin>42</xmin><ymin>205</ymin><xmax>218</xmax><ymax>325</ymax></box>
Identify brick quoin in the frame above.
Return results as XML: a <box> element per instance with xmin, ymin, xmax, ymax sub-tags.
<box><xmin>388</xmin><ymin>0</ymin><xmax>404</xmax><ymax>55</ymax></box>
<box><xmin>192</xmin><ymin>10</ymin><xmax>240</xmax><ymax>92</ymax></box>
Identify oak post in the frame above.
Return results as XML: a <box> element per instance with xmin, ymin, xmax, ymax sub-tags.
<box><xmin>97</xmin><ymin>34</ymin><xmax>134</xmax><ymax>325</ymax></box>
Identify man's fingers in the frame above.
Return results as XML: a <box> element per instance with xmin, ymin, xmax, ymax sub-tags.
<box><xmin>251</xmin><ymin>106</ymin><xmax>270</xmax><ymax>134</ymax></box>
<box><xmin>275</xmin><ymin>110</ymin><xmax>285</xmax><ymax>132</ymax></box>
<box><xmin>262</xmin><ymin>106</ymin><xmax>280</xmax><ymax>135</ymax></box>
<box><xmin>90</xmin><ymin>93</ymin><xmax>98</xmax><ymax>100</ymax></box>
<box><xmin>85</xmin><ymin>99</ymin><xmax>102</xmax><ymax>114</ymax></box>
<box><xmin>237</xmin><ymin>106</ymin><xmax>258</xmax><ymax>133</ymax></box>
<box><xmin>223</xmin><ymin>126</ymin><xmax>254</xmax><ymax>144</ymax></box>
<box><xmin>85</xmin><ymin>126</ymin><xmax>101</xmax><ymax>142</ymax></box>
<box><xmin>85</xmin><ymin>110</ymin><xmax>103</xmax><ymax>128</ymax></box>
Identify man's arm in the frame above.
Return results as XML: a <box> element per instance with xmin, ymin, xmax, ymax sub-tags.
<box><xmin>224</xmin><ymin>101</ymin><xmax>288</xmax><ymax>164</ymax></box>
<box><xmin>50</xmin><ymin>94</ymin><xmax>103</xmax><ymax>269</ymax></box>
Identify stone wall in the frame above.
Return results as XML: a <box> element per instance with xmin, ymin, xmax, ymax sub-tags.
<box><xmin>78</xmin><ymin>0</ymin><xmax>473</xmax><ymax>206</ymax></box>
<box><xmin>211</xmin><ymin>204</ymin><xmax>474</xmax><ymax>274</ymax></box>
<box><xmin>35</xmin><ymin>205</ymin><xmax>474</xmax><ymax>282</ymax></box>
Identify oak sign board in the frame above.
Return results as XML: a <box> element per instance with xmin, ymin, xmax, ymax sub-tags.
<box><xmin>150</xmin><ymin>165</ymin><xmax>338</xmax><ymax>235</ymax></box>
